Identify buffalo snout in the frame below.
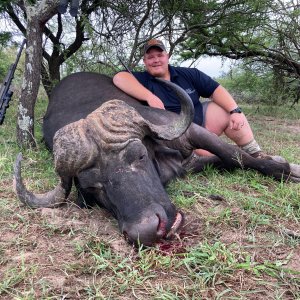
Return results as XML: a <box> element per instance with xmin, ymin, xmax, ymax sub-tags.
<box><xmin>121</xmin><ymin>203</ymin><xmax>183</xmax><ymax>246</ymax></box>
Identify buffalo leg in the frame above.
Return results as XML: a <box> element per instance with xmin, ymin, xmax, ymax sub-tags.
<box><xmin>182</xmin><ymin>125</ymin><xmax>300</xmax><ymax>182</ymax></box>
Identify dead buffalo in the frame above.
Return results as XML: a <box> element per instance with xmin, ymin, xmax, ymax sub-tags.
<box><xmin>14</xmin><ymin>72</ymin><xmax>300</xmax><ymax>246</ymax></box>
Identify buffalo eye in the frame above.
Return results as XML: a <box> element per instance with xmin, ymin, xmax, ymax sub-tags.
<box><xmin>139</xmin><ymin>154</ymin><xmax>146</xmax><ymax>161</ymax></box>
<box><xmin>123</xmin><ymin>141</ymin><xmax>148</xmax><ymax>165</ymax></box>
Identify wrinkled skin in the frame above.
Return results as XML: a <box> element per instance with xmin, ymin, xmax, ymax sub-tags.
<box><xmin>14</xmin><ymin>72</ymin><xmax>300</xmax><ymax>247</ymax></box>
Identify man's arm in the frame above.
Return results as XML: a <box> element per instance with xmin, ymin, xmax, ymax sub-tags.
<box><xmin>210</xmin><ymin>85</ymin><xmax>238</xmax><ymax>112</ymax></box>
<box><xmin>113</xmin><ymin>71</ymin><xmax>165</xmax><ymax>109</ymax></box>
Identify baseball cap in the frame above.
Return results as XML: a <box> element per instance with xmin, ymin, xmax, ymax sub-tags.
<box><xmin>143</xmin><ymin>39</ymin><xmax>166</xmax><ymax>54</ymax></box>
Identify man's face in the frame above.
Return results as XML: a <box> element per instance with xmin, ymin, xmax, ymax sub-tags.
<box><xmin>143</xmin><ymin>48</ymin><xmax>169</xmax><ymax>78</ymax></box>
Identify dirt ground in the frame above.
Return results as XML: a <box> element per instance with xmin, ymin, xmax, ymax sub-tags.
<box><xmin>1</xmin><ymin>192</ymin><xmax>300</xmax><ymax>298</ymax></box>
<box><xmin>1</xmin><ymin>116</ymin><xmax>300</xmax><ymax>299</ymax></box>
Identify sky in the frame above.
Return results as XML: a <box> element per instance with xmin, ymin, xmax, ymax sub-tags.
<box><xmin>180</xmin><ymin>56</ymin><xmax>234</xmax><ymax>79</ymax></box>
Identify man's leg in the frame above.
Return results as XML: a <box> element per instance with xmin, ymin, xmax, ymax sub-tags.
<box><xmin>205</xmin><ymin>102</ymin><xmax>254</xmax><ymax>145</ymax></box>
<box><xmin>195</xmin><ymin>102</ymin><xmax>261</xmax><ymax>156</ymax></box>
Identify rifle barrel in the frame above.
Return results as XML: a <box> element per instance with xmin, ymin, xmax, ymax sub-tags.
<box><xmin>0</xmin><ymin>39</ymin><xmax>26</xmax><ymax>125</ymax></box>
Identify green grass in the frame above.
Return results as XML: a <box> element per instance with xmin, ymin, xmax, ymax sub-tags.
<box><xmin>242</xmin><ymin>103</ymin><xmax>300</xmax><ymax>120</ymax></box>
<box><xmin>0</xmin><ymin>95</ymin><xmax>299</xmax><ymax>299</ymax></box>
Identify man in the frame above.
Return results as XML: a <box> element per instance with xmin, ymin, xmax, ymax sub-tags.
<box><xmin>113</xmin><ymin>39</ymin><xmax>266</xmax><ymax>157</ymax></box>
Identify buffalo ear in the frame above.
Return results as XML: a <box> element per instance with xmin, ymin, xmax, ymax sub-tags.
<box><xmin>152</xmin><ymin>146</ymin><xmax>186</xmax><ymax>185</ymax></box>
<box><xmin>77</xmin><ymin>168</ymin><xmax>103</xmax><ymax>189</ymax></box>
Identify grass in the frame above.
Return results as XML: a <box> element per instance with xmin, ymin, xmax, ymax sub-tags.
<box><xmin>0</xmin><ymin>95</ymin><xmax>300</xmax><ymax>299</ymax></box>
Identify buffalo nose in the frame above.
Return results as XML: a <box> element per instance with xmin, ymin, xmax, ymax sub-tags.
<box><xmin>122</xmin><ymin>204</ymin><xmax>169</xmax><ymax>246</ymax></box>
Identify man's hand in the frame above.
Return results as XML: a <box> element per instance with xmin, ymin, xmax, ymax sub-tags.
<box><xmin>229</xmin><ymin>113</ymin><xmax>246</xmax><ymax>131</ymax></box>
<box><xmin>146</xmin><ymin>95</ymin><xmax>165</xmax><ymax>109</ymax></box>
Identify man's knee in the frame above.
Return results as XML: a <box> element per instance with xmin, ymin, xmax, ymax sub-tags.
<box><xmin>204</xmin><ymin>102</ymin><xmax>230</xmax><ymax>135</ymax></box>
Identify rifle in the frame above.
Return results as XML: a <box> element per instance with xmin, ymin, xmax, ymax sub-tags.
<box><xmin>0</xmin><ymin>39</ymin><xmax>26</xmax><ymax>125</ymax></box>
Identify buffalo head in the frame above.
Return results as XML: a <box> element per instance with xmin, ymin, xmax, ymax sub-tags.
<box><xmin>14</xmin><ymin>79</ymin><xmax>193</xmax><ymax>246</ymax></box>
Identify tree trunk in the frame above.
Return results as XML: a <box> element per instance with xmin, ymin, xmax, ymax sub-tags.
<box><xmin>41</xmin><ymin>60</ymin><xmax>52</xmax><ymax>98</ymax></box>
<box><xmin>17</xmin><ymin>18</ymin><xmax>42</xmax><ymax>147</ymax></box>
<box><xmin>16</xmin><ymin>0</ymin><xmax>59</xmax><ymax>148</ymax></box>
<box><xmin>41</xmin><ymin>59</ymin><xmax>61</xmax><ymax>98</ymax></box>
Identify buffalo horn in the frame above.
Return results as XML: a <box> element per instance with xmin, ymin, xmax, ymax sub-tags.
<box><xmin>149</xmin><ymin>78</ymin><xmax>194</xmax><ymax>140</ymax></box>
<box><xmin>13</xmin><ymin>153</ymin><xmax>71</xmax><ymax>208</ymax></box>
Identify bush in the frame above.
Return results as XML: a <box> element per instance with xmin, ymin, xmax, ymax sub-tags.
<box><xmin>218</xmin><ymin>64</ymin><xmax>299</xmax><ymax>106</ymax></box>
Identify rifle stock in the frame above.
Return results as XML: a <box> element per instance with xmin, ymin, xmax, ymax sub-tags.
<box><xmin>0</xmin><ymin>39</ymin><xmax>26</xmax><ymax>125</ymax></box>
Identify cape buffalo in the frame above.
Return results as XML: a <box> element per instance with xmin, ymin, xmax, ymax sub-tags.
<box><xmin>14</xmin><ymin>72</ymin><xmax>300</xmax><ymax>246</ymax></box>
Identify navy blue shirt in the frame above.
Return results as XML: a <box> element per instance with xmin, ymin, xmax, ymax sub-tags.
<box><xmin>132</xmin><ymin>65</ymin><xmax>219</xmax><ymax>126</ymax></box>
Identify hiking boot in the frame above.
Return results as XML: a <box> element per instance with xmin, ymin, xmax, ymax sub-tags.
<box><xmin>251</xmin><ymin>151</ymin><xmax>272</xmax><ymax>159</ymax></box>
<box><xmin>251</xmin><ymin>151</ymin><xmax>287</xmax><ymax>163</ymax></box>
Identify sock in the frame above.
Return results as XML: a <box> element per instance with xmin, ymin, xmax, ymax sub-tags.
<box><xmin>240</xmin><ymin>139</ymin><xmax>261</xmax><ymax>155</ymax></box>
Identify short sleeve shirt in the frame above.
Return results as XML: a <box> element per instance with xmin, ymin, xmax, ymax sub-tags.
<box><xmin>132</xmin><ymin>65</ymin><xmax>219</xmax><ymax>126</ymax></box>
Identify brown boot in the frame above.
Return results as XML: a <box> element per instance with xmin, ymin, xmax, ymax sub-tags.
<box><xmin>251</xmin><ymin>151</ymin><xmax>272</xmax><ymax>159</ymax></box>
<box><xmin>251</xmin><ymin>151</ymin><xmax>287</xmax><ymax>163</ymax></box>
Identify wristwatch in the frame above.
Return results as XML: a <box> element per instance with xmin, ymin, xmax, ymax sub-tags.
<box><xmin>229</xmin><ymin>107</ymin><xmax>242</xmax><ymax>114</ymax></box>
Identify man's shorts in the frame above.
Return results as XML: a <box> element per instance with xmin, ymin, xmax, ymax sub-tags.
<box><xmin>201</xmin><ymin>100</ymin><xmax>211</xmax><ymax>128</ymax></box>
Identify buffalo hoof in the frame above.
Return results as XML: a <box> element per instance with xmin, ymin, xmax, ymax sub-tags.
<box><xmin>268</xmin><ymin>155</ymin><xmax>288</xmax><ymax>164</ymax></box>
<box><xmin>289</xmin><ymin>163</ymin><xmax>300</xmax><ymax>182</ymax></box>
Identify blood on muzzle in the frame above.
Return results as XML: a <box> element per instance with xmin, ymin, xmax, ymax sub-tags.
<box><xmin>122</xmin><ymin>211</ymin><xmax>184</xmax><ymax>246</ymax></box>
